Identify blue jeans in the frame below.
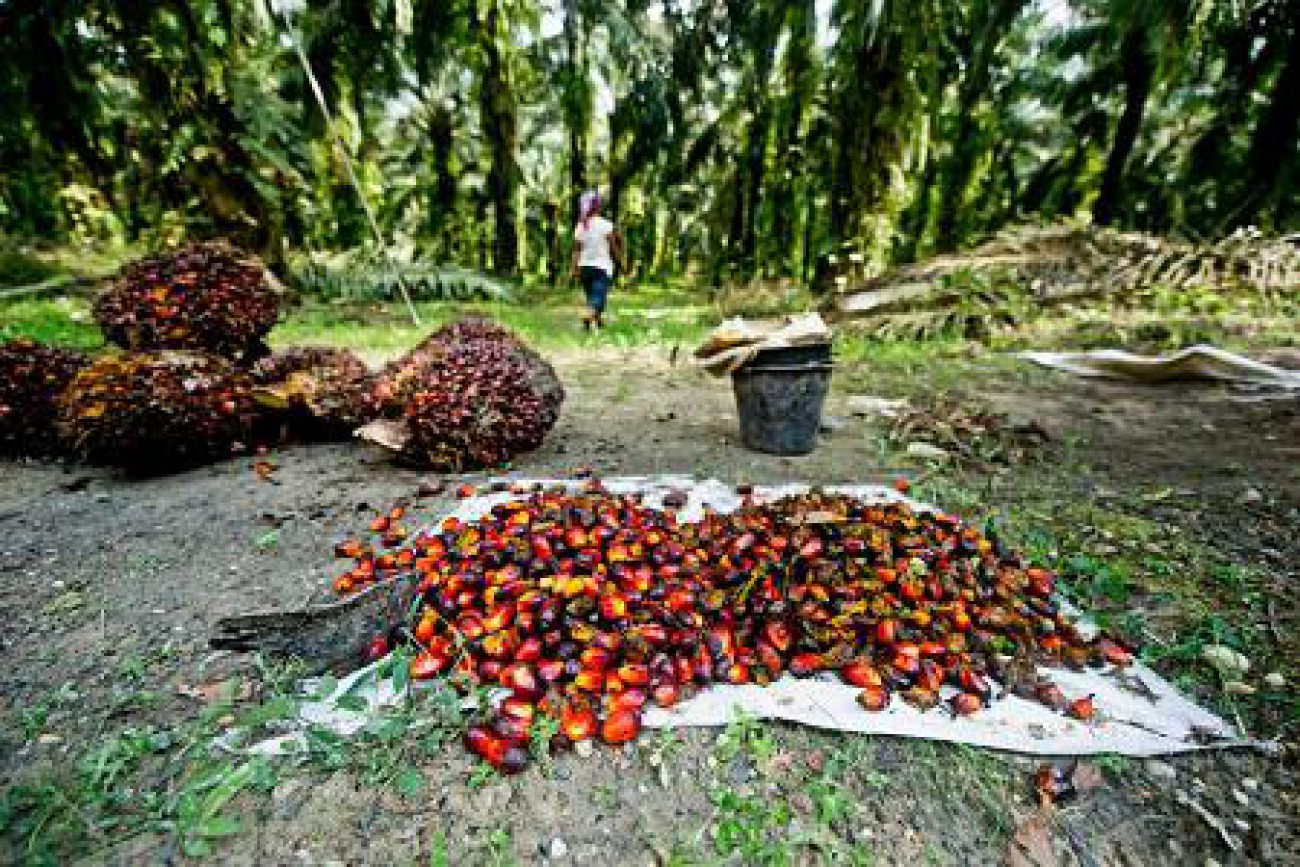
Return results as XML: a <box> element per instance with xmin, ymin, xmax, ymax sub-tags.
<box><xmin>580</xmin><ymin>266</ymin><xmax>612</xmax><ymax>314</ymax></box>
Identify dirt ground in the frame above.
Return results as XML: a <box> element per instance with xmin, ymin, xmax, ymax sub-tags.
<box><xmin>1</xmin><ymin>345</ymin><xmax>1297</xmax><ymax>866</ymax></box>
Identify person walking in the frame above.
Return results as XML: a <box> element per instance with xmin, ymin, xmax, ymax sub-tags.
<box><xmin>569</xmin><ymin>189</ymin><xmax>624</xmax><ymax>330</ymax></box>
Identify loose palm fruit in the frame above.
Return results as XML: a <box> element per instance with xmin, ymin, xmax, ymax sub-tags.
<box><xmin>1066</xmin><ymin>695</ymin><xmax>1095</xmax><ymax>721</ymax></box>
<box><xmin>949</xmin><ymin>693</ymin><xmax>983</xmax><ymax>716</ymax></box>
<box><xmin>560</xmin><ymin>701</ymin><xmax>597</xmax><ymax>742</ymax></box>
<box><xmin>600</xmin><ymin>710</ymin><xmax>641</xmax><ymax>744</ymax></box>
<box><xmin>840</xmin><ymin>660</ymin><xmax>883</xmax><ymax>688</ymax></box>
<box><xmin>857</xmin><ymin>687</ymin><xmax>891</xmax><ymax>712</ymax></box>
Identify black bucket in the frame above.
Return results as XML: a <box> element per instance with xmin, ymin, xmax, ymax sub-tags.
<box><xmin>731</xmin><ymin>345</ymin><xmax>833</xmax><ymax>456</ymax></box>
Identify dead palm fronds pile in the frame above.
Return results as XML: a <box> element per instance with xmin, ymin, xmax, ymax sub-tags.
<box><xmin>829</xmin><ymin>225</ymin><xmax>1300</xmax><ymax>340</ymax></box>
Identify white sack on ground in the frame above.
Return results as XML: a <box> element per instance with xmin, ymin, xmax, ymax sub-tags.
<box><xmin>238</xmin><ymin>476</ymin><xmax>1253</xmax><ymax>759</ymax></box>
<box><xmin>694</xmin><ymin>314</ymin><xmax>832</xmax><ymax>376</ymax></box>
<box><xmin>1019</xmin><ymin>344</ymin><xmax>1300</xmax><ymax>389</ymax></box>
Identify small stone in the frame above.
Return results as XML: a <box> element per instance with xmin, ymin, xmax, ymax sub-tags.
<box><xmin>1241</xmin><ymin>778</ymin><xmax>1258</xmax><ymax>792</ymax></box>
<box><xmin>574</xmin><ymin>740</ymin><xmax>594</xmax><ymax>758</ymax></box>
<box><xmin>1232</xmin><ymin>819</ymin><xmax>1250</xmax><ymax>832</ymax></box>
<box><xmin>1223</xmin><ymin>680</ymin><xmax>1256</xmax><ymax>696</ymax></box>
<box><xmin>1206</xmin><ymin>859</ymin><xmax>1222</xmax><ymax>867</ymax></box>
<box><xmin>818</xmin><ymin>415</ymin><xmax>845</xmax><ymax>433</ymax></box>
<box><xmin>1145</xmin><ymin>760</ymin><xmax>1177</xmax><ymax>781</ymax></box>
<box><xmin>36</xmin><ymin>733</ymin><xmax>63</xmax><ymax>745</ymax></box>
<box><xmin>549</xmin><ymin>837</ymin><xmax>568</xmax><ymax>859</ymax></box>
<box><xmin>1239</xmin><ymin>487</ymin><xmax>1263</xmax><ymax>504</ymax></box>
<box><xmin>1263</xmin><ymin>672</ymin><xmax>1285</xmax><ymax>689</ymax></box>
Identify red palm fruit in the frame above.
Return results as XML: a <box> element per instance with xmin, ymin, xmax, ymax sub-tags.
<box><xmin>789</xmin><ymin>652</ymin><xmax>823</xmax><ymax>677</ymax></box>
<box><xmin>756</xmin><ymin>642</ymin><xmax>784</xmax><ymax>678</ymax></box>
<box><xmin>500</xmin><ymin>697</ymin><xmax>536</xmax><ymax>723</ymax></box>
<box><xmin>1038</xmin><ymin>634</ymin><xmax>1065</xmax><ymax>656</ymax></box>
<box><xmin>726</xmin><ymin>663</ymin><xmax>752</xmax><ymax>685</ymax></box>
<box><xmin>652</xmin><ymin>682</ymin><xmax>680</xmax><ymax>708</ymax></box>
<box><xmin>465</xmin><ymin>725</ymin><xmax>498</xmax><ymax>759</ymax></box>
<box><xmin>956</xmin><ymin>667</ymin><xmax>992</xmax><ymax>700</ymax></box>
<box><xmin>900</xmin><ymin>580</ymin><xmax>925</xmax><ymax>603</ymax></box>
<box><xmin>949</xmin><ymin>693</ymin><xmax>983</xmax><ymax>716</ymax></box>
<box><xmin>365</xmin><ymin>635</ymin><xmax>390</xmax><ymax>662</ymax></box>
<box><xmin>560</xmin><ymin>702</ymin><xmax>597</xmax><ymax>742</ymax></box>
<box><xmin>893</xmin><ymin>477</ymin><xmax>911</xmax><ymax>494</ymax></box>
<box><xmin>617</xmin><ymin>664</ymin><xmax>651</xmax><ymax>687</ymax></box>
<box><xmin>501</xmin><ymin>663</ymin><xmax>541</xmax><ymax>699</ymax></box>
<box><xmin>799</xmin><ymin>538</ymin><xmax>824</xmax><ymax>558</ymax></box>
<box><xmin>604</xmin><ymin>672</ymin><xmax>626</xmax><ymax>693</ymax></box>
<box><xmin>674</xmin><ymin>655</ymin><xmax>695</xmax><ymax>684</ymax></box>
<box><xmin>493</xmin><ymin>713</ymin><xmax>531</xmax><ymax>744</ymax></box>
<box><xmin>369</xmin><ymin>516</ymin><xmax>390</xmax><ymax>533</ymax></box>
<box><xmin>457</xmin><ymin>613</ymin><xmax>486</xmax><ymax>640</ymax></box>
<box><xmin>574</xmin><ymin>669</ymin><xmax>604</xmax><ymax>692</ymax></box>
<box><xmin>891</xmin><ymin>651</ymin><xmax>921</xmax><ymax>678</ymax></box>
<box><xmin>876</xmin><ymin>567</ymin><xmax>898</xmax><ymax>585</ymax></box>
<box><xmin>580</xmin><ymin>647</ymin><xmax>611</xmax><ymax>670</ymax></box>
<box><xmin>481</xmin><ymin>632</ymin><xmax>514</xmax><ymax>659</ymax></box>
<box><xmin>610</xmin><ymin>689</ymin><xmax>647</xmax><ymax>713</ymax></box>
<box><xmin>1027</xmin><ymin>568</ymin><xmax>1054</xmax><ymax>597</ymax></box>
<box><xmin>638</xmin><ymin>623</ymin><xmax>669</xmax><ymax>645</ymax></box>
<box><xmin>496</xmin><ymin>745</ymin><xmax>529</xmax><ymax>774</ymax></box>
<box><xmin>917</xmin><ymin>659</ymin><xmax>945</xmax><ymax>692</ymax></box>
<box><xmin>919</xmin><ymin>640</ymin><xmax>947</xmax><ymax>657</ymax></box>
<box><xmin>950</xmin><ymin>609</ymin><xmax>973</xmax><ymax>632</ymax></box>
<box><xmin>483</xmin><ymin>602</ymin><xmax>516</xmax><ymax>633</ymax></box>
<box><xmin>666</xmin><ymin>588</ymin><xmax>695</xmax><ymax>613</ymax></box>
<box><xmin>600</xmin><ymin>709</ymin><xmax>642</xmax><ymax>744</ymax></box>
<box><xmin>1035</xmin><ymin>681</ymin><xmax>1068</xmax><ymax>711</ymax></box>
<box><xmin>840</xmin><ymin>660</ymin><xmax>883</xmax><ymax>688</ymax></box>
<box><xmin>515</xmin><ymin>636</ymin><xmax>542</xmax><ymax>663</ymax></box>
<box><xmin>763</xmin><ymin>621</ymin><xmax>793</xmax><ymax>653</ymax></box>
<box><xmin>537</xmin><ymin>658</ymin><xmax>565</xmax><ymax>682</ymax></box>
<box><xmin>599</xmin><ymin>593</ymin><xmax>629</xmax><ymax>621</ymax></box>
<box><xmin>876</xmin><ymin>619</ymin><xmax>899</xmax><ymax>645</ymax></box>
<box><xmin>1097</xmin><ymin>638</ymin><xmax>1133</xmax><ymax>667</ymax></box>
<box><xmin>857</xmin><ymin>686</ymin><xmax>891</xmax><ymax>712</ymax></box>
<box><xmin>692</xmin><ymin>645</ymin><xmax>713</xmax><ymax>681</ymax></box>
<box><xmin>903</xmin><ymin>687</ymin><xmax>940</xmax><ymax>711</ymax></box>
<box><xmin>1066</xmin><ymin>695</ymin><xmax>1095</xmax><ymax>721</ymax></box>
<box><xmin>414</xmin><ymin>616</ymin><xmax>438</xmax><ymax>646</ymax></box>
<box><xmin>564</xmin><ymin>527</ymin><xmax>588</xmax><ymax>549</ymax></box>
<box><xmin>479</xmin><ymin>660</ymin><xmax>504</xmax><ymax>681</ymax></box>
<box><xmin>410</xmin><ymin>650</ymin><xmax>448</xmax><ymax>680</ymax></box>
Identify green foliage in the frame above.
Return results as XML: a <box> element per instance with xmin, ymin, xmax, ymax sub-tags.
<box><xmin>2</xmin><ymin>1</ymin><xmax>1293</xmax><ymax>278</ymax></box>
<box><xmin>292</xmin><ymin>250</ymin><xmax>515</xmax><ymax>302</ymax></box>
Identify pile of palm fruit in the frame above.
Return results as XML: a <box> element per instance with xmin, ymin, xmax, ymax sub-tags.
<box><xmin>0</xmin><ymin>339</ymin><xmax>90</xmax><ymax>457</ymax></box>
<box><xmin>252</xmin><ymin>346</ymin><xmax>375</xmax><ymax>441</ymax></box>
<box><xmin>366</xmin><ymin>318</ymin><xmax>564</xmax><ymax>471</ymax></box>
<box><xmin>332</xmin><ymin>484</ymin><xmax>1134</xmax><ymax>774</ymax></box>
<box><xmin>4</xmin><ymin>239</ymin><xmax>564</xmax><ymax>474</ymax></box>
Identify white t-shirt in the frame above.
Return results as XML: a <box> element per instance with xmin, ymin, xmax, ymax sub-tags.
<box><xmin>574</xmin><ymin>216</ymin><xmax>615</xmax><ymax>276</ymax></box>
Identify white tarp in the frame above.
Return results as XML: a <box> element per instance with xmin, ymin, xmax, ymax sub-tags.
<box><xmin>238</xmin><ymin>477</ymin><xmax>1256</xmax><ymax>759</ymax></box>
<box><xmin>1018</xmin><ymin>344</ymin><xmax>1300</xmax><ymax>389</ymax></box>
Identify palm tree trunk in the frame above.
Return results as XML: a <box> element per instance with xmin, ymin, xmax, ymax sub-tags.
<box><xmin>934</xmin><ymin>0</ymin><xmax>1027</xmax><ymax>250</ymax></box>
<box><xmin>472</xmin><ymin>0</ymin><xmax>519</xmax><ymax>274</ymax></box>
<box><xmin>1093</xmin><ymin>27</ymin><xmax>1153</xmax><ymax>227</ymax></box>
<box><xmin>1238</xmin><ymin>18</ymin><xmax>1300</xmax><ymax>228</ymax></box>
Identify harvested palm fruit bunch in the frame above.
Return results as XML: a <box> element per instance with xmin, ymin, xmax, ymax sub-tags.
<box><xmin>94</xmin><ymin>242</ymin><xmax>279</xmax><ymax>360</ymax></box>
<box><xmin>252</xmin><ymin>346</ymin><xmax>374</xmax><ymax>439</ymax></box>
<box><xmin>331</xmin><ymin>486</ymin><xmax>1136</xmax><ymax>774</ymax></box>
<box><xmin>59</xmin><ymin>351</ymin><xmax>257</xmax><ymax>473</ymax></box>
<box><xmin>0</xmin><ymin>339</ymin><xmax>89</xmax><ymax>457</ymax></box>
<box><xmin>366</xmin><ymin>319</ymin><xmax>563</xmax><ymax>470</ymax></box>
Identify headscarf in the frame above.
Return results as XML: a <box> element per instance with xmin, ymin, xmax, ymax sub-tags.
<box><xmin>578</xmin><ymin>189</ymin><xmax>601</xmax><ymax>230</ymax></box>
